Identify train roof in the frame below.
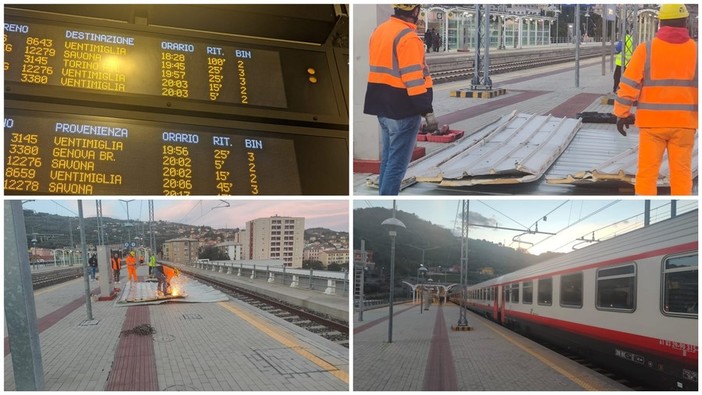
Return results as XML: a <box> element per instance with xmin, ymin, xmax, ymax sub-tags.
<box><xmin>468</xmin><ymin>209</ymin><xmax>698</xmax><ymax>289</ymax></box>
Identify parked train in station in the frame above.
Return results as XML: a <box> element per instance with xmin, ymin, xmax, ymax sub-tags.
<box><xmin>456</xmin><ymin>210</ymin><xmax>698</xmax><ymax>390</ymax></box>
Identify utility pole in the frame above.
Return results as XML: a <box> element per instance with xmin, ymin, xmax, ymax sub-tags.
<box><xmin>119</xmin><ymin>199</ymin><xmax>134</xmax><ymax>246</ymax></box>
<box><xmin>454</xmin><ymin>200</ymin><xmax>471</xmax><ymax>329</ymax></box>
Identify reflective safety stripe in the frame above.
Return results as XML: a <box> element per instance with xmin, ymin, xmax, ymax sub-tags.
<box><xmin>370</xmin><ymin>28</ymin><xmax>424</xmax><ymax>82</ymax></box>
<box><xmin>644</xmin><ymin>79</ymin><xmax>697</xmax><ymax>87</ymax></box>
<box><xmin>644</xmin><ymin>41</ymin><xmax>652</xmax><ymax>80</ymax></box>
<box><xmin>620</xmin><ymin>76</ymin><xmax>641</xmax><ymax>90</ymax></box>
<box><xmin>615</xmin><ymin>96</ymin><xmax>635</xmax><ymax>106</ymax></box>
<box><xmin>369</xmin><ymin>65</ymin><xmax>398</xmax><ymax>76</ymax></box>
<box><xmin>405</xmin><ymin>78</ymin><xmax>425</xmax><ymax>87</ymax></box>
<box><xmin>399</xmin><ymin>64</ymin><xmax>422</xmax><ymax>74</ymax></box>
<box><xmin>393</xmin><ymin>28</ymin><xmax>413</xmax><ymax>76</ymax></box>
<box><xmin>637</xmin><ymin>103</ymin><xmax>698</xmax><ymax>111</ymax></box>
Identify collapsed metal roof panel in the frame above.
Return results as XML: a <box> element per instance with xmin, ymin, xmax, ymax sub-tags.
<box><xmin>366</xmin><ymin>111</ymin><xmax>582</xmax><ymax>189</ymax></box>
<box><xmin>547</xmin><ymin>134</ymin><xmax>699</xmax><ymax>187</ymax></box>
<box><xmin>415</xmin><ymin>112</ymin><xmax>581</xmax><ymax>186</ymax></box>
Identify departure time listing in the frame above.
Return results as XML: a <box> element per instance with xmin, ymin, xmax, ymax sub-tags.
<box><xmin>4</xmin><ymin>20</ymin><xmax>287</xmax><ymax>108</ymax></box>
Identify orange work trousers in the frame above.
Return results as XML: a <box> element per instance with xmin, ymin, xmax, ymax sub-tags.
<box><xmin>127</xmin><ymin>265</ymin><xmax>138</xmax><ymax>282</ymax></box>
<box><xmin>636</xmin><ymin>127</ymin><xmax>696</xmax><ymax>195</ymax></box>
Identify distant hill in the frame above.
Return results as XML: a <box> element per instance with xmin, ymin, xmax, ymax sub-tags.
<box><xmin>353</xmin><ymin>207</ymin><xmax>562</xmax><ymax>283</ymax></box>
<box><xmin>21</xmin><ymin>209</ymin><xmax>205</xmax><ymax>250</ymax></box>
<box><xmin>20</xmin><ymin>209</ymin><xmax>347</xmax><ymax>253</ymax></box>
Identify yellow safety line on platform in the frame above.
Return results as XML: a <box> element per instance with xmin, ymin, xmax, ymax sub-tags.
<box><xmin>218</xmin><ymin>301</ymin><xmax>349</xmax><ymax>384</ymax></box>
<box><xmin>480</xmin><ymin>320</ymin><xmax>601</xmax><ymax>391</ymax></box>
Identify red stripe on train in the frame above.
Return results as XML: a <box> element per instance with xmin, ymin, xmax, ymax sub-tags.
<box><xmin>506</xmin><ymin>309</ymin><xmax>697</xmax><ymax>363</ymax></box>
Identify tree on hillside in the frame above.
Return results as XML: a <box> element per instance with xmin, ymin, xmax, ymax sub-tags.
<box><xmin>302</xmin><ymin>260</ymin><xmax>324</xmax><ymax>270</ymax></box>
<box><xmin>199</xmin><ymin>246</ymin><xmax>229</xmax><ymax>261</ymax></box>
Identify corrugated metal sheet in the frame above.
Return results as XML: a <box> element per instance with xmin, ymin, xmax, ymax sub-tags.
<box><xmin>363</xmin><ymin>114</ymin><xmax>698</xmax><ymax>194</ymax></box>
<box><xmin>547</xmin><ymin>132</ymin><xmax>699</xmax><ymax>187</ymax></box>
<box><xmin>366</xmin><ymin>112</ymin><xmax>580</xmax><ymax>188</ymax></box>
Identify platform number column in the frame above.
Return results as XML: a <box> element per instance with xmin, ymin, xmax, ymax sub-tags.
<box><xmin>235</xmin><ymin>49</ymin><xmax>251</xmax><ymax>104</ymax></box>
<box><xmin>246</xmin><ymin>139</ymin><xmax>263</xmax><ymax>195</ymax></box>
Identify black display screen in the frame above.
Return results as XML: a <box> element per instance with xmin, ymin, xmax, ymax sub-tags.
<box><xmin>4</xmin><ymin>19</ymin><xmax>288</xmax><ymax>108</ymax></box>
<box><xmin>4</xmin><ymin>111</ymin><xmax>302</xmax><ymax>195</ymax></box>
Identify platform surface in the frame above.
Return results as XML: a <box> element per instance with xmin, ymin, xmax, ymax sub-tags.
<box><xmin>5</xmin><ymin>265</ymin><xmax>348</xmax><ymax>391</ymax></box>
<box><xmin>354</xmin><ymin>302</ymin><xmax>631</xmax><ymax>391</ymax></box>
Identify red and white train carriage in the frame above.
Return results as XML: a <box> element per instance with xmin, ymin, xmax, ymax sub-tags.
<box><xmin>461</xmin><ymin>210</ymin><xmax>698</xmax><ymax>390</ymax></box>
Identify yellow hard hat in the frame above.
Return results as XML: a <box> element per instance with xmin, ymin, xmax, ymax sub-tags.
<box><xmin>659</xmin><ymin>4</ymin><xmax>688</xmax><ymax>20</ymax></box>
<box><xmin>130</xmin><ymin>251</ymin><xmax>135</xmax><ymax>256</ymax></box>
<box><xmin>393</xmin><ymin>4</ymin><xmax>420</xmax><ymax>11</ymax></box>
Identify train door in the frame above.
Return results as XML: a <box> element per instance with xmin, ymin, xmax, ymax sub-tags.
<box><xmin>493</xmin><ymin>285</ymin><xmax>500</xmax><ymax>321</ymax></box>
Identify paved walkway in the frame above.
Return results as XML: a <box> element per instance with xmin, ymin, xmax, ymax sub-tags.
<box><xmin>354</xmin><ymin>302</ymin><xmax>630</xmax><ymax>391</ymax></box>
<box><xmin>5</xmin><ymin>266</ymin><xmax>348</xmax><ymax>391</ymax></box>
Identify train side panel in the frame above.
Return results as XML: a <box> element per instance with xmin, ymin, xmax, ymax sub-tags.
<box><xmin>464</xmin><ymin>211</ymin><xmax>698</xmax><ymax>390</ymax></box>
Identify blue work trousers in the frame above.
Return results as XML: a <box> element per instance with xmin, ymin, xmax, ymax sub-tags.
<box><xmin>155</xmin><ymin>270</ymin><xmax>168</xmax><ymax>295</ymax></box>
<box><xmin>90</xmin><ymin>266</ymin><xmax>97</xmax><ymax>280</ymax></box>
<box><xmin>378</xmin><ymin>115</ymin><xmax>422</xmax><ymax>195</ymax></box>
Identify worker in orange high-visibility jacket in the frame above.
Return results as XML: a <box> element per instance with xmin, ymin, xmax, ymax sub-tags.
<box><xmin>111</xmin><ymin>252</ymin><xmax>122</xmax><ymax>282</ymax></box>
<box><xmin>126</xmin><ymin>251</ymin><xmax>138</xmax><ymax>283</ymax></box>
<box><xmin>613</xmin><ymin>4</ymin><xmax>697</xmax><ymax>195</ymax></box>
<box><xmin>364</xmin><ymin>4</ymin><xmax>436</xmax><ymax>195</ymax></box>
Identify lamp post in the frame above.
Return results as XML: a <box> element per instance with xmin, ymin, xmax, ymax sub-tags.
<box><xmin>553</xmin><ymin>4</ymin><xmax>561</xmax><ymax>44</ymax></box>
<box><xmin>408</xmin><ymin>244</ymin><xmax>441</xmax><ymax>275</ymax></box>
<box><xmin>381</xmin><ymin>201</ymin><xmax>406</xmax><ymax>344</ymax></box>
<box><xmin>417</xmin><ymin>264</ymin><xmax>428</xmax><ymax>314</ymax></box>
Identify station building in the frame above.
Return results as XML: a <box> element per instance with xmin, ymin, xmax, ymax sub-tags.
<box><xmin>417</xmin><ymin>4</ymin><xmax>696</xmax><ymax>52</ymax></box>
<box><xmin>244</xmin><ymin>216</ymin><xmax>305</xmax><ymax>268</ymax></box>
<box><xmin>162</xmin><ymin>237</ymin><xmax>199</xmax><ymax>264</ymax></box>
<box><xmin>319</xmin><ymin>249</ymin><xmax>350</xmax><ymax>267</ymax></box>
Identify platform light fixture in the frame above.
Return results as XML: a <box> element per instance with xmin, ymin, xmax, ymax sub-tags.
<box><xmin>381</xmin><ymin>201</ymin><xmax>405</xmax><ymax>344</ymax></box>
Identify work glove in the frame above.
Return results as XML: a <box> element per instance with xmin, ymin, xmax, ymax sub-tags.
<box><xmin>616</xmin><ymin>115</ymin><xmax>635</xmax><ymax>136</ymax></box>
<box><xmin>423</xmin><ymin>112</ymin><xmax>438</xmax><ymax>133</ymax></box>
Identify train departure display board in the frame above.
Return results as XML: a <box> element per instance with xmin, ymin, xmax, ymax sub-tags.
<box><xmin>4</xmin><ymin>19</ymin><xmax>288</xmax><ymax>109</ymax></box>
<box><xmin>4</xmin><ymin>111</ymin><xmax>302</xmax><ymax>195</ymax></box>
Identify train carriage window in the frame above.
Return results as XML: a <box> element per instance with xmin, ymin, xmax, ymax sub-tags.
<box><xmin>596</xmin><ymin>264</ymin><xmax>636</xmax><ymax>312</ymax></box>
<box><xmin>662</xmin><ymin>253</ymin><xmax>698</xmax><ymax>317</ymax></box>
<box><xmin>509</xmin><ymin>283</ymin><xmax>519</xmax><ymax>303</ymax></box>
<box><xmin>522</xmin><ymin>281</ymin><xmax>533</xmax><ymax>304</ymax></box>
<box><xmin>537</xmin><ymin>277</ymin><xmax>552</xmax><ymax>306</ymax></box>
<box><xmin>560</xmin><ymin>272</ymin><xmax>583</xmax><ymax>308</ymax></box>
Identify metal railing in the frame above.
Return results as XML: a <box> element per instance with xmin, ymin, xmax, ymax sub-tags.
<box><xmin>188</xmin><ymin>260</ymin><xmax>349</xmax><ymax>296</ymax></box>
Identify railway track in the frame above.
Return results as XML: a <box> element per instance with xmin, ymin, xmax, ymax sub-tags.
<box><xmin>175</xmin><ymin>266</ymin><xmax>349</xmax><ymax>348</ymax></box>
<box><xmin>32</xmin><ymin>267</ymin><xmax>83</xmax><ymax>289</ymax></box>
<box><xmin>431</xmin><ymin>51</ymin><xmax>605</xmax><ymax>84</ymax></box>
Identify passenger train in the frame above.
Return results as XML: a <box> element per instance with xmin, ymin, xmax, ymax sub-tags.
<box><xmin>456</xmin><ymin>210</ymin><xmax>698</xmax><ymax>390</ymax></box>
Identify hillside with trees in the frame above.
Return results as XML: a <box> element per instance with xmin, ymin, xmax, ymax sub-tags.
<box><xmin>354</xmin><ymin>207</ymin><xmax>562</xmax><ymax>285</ymax></box>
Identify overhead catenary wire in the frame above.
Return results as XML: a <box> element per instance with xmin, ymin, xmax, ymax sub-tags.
<box><xmin>535</xmin><ymin>201</ymin><xmax>622</xmax><ymax>253</ymax></box>
<box><xmin>50</xmin><ymin>200</ymin><xmax>78</xmax><ymax>216</ymax></box>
